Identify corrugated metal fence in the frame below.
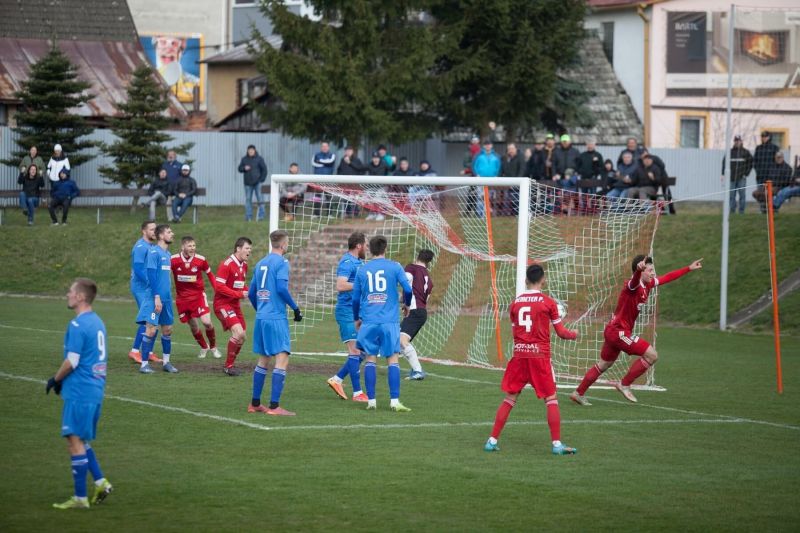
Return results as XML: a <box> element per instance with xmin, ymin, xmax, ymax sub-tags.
<box><xmin>2</xmin><ymin>126</ymin><xmax>785</xmax><ymax>206</ymax></box>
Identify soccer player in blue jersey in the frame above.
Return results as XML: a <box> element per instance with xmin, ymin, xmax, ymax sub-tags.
<box><xmin>128</xmin><ymin>220</ymin><xmax>162</xmax><ymax>365</ymax></box>
<box><xmin>352</xmin><ymin>235</ymin><xmax>413</xmax><ymax>411</ymax></box>
<box><xmin>136</xmin><ymin>224</ymin><xmax>179</xmax><ymax>374</ymax></box>
<box><xmin>46</xmin><ymin>278</ymin><xmax>113</xmax><ymax>509</ymax></box>
<box><xmin>326</xmin><ymin>232</ymin><xmax>369</xmax><ymax>402</ymax></box>
<box><xmin>247</xmin><ymin>230</ymin><xmax>303</xmax><ymax>416</ymax></box>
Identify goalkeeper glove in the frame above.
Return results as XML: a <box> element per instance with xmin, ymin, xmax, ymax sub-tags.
<box><xmin>45</xmin><ymin>376</ymin><xmax>62</xmax><ymax>395</ymax></box>
<box><xmin>293</xmin><ymin>308</ymin><xmax>303</xmax><ymax>322</ymax></box>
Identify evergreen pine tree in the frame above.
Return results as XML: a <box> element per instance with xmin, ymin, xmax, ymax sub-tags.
<box><xmin>98</xmin><ymin>64</ymin><xmax>193</xmax><ymax>192</ymax></box>
<box><xmin>1</xmin><ymin>44</ymin><xmax>96</xmax><ymax>168</ymax></box>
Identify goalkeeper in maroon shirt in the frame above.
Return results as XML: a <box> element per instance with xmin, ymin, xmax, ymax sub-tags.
<box><xmin>571</xmin><ymin>254</ymin><xmax>703</xmax><ymax>405</ymax></box>
<box><xmin>484</xmin><ymin>264</ymin><xmax>579</xmax><ymax>455</ymax></box>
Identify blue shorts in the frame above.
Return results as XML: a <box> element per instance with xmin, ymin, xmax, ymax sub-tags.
<box><xmin>357</xmin><ymin>322</ymin><xmax>401</xmax><ymax>357</ymax></box>
<box><xmin>61</xmin><ymin>400</ymin><xmax>102</xmax><ymax>441</ymax></box>
<box><xmin>335</xmin><ymin>309</ymin><xmax>358</xmax><ymax>343</ymax></box>
<box><xmin>132</xmin><ymin>289</ymin><xmax>149</xmax><ymax>308</ymax></box>
<box><xmin>252</xmin><ymin>318</ymin><xmax>291</xmax><ymax>356</ymax></box>
<box><xmin>136</xmin><ymin>297</ymin><xmax>174</xmax><ymax>326</ymax></box>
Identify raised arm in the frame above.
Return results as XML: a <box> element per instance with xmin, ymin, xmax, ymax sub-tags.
<box><xmin>656</xmin><ymin>258</ymin><xmax>702</xmax><ymax>286</ymax></box>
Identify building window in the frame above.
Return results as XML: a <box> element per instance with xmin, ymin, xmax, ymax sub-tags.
<box><xmin>679</xmin><ymin>116</ymin><xmax>705</xmax><ymax>148</ymax></box>
<box><xmin>601</xmin><ymin>22</ymin><xmax>614</xmax><ymax>65</ymax></box>
<box><xmin>238</xmin><ymin>76</ymin><xmax>268</xmax><ymax>107</ymax></box>
<box><xmin>762</xmin><ymin>129</ymin><xmax>789</xmax><ymax>150</ymax></box>
<box><xmin>234</xmin><ymin>0</ymin><xmax>256</xmax><ymax>5</ymax></box>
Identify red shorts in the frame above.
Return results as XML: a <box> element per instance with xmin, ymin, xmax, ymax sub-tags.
<box><xmin>600</xmin><ymin>327</ymin><xmax>650</xmax><ymax>362</ymax></box>
<box><xmin>501</xmin><ymin>357</ymin><xmax>556</xmax><ymax>398</ymax></box>
<box><xmin>214</xmin><ymin>305</ymin><xmax>246</xmax><ymax>332</ymax></box>
<box><xmin>176</xmin><ymin>293</ymin><xmax>210</xmax><ymax>323</ymax></box>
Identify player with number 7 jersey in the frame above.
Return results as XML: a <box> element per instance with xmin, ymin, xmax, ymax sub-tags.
<box><xmin>484</xmin><ymin>264</ymin><xmax>579</xmax><ymax>455</ymax></box>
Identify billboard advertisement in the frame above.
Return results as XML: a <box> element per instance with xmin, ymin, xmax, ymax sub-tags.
<box><xmin>140</xmin><ymin>34</ymin><xmax>204</xmax><ymax>104</ymax></box>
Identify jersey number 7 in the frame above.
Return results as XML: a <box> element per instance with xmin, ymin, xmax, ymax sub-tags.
<box><xmin>259</xmin><ymin>266</ymin><xmax>269</xmax><ymax>287</ymax></box>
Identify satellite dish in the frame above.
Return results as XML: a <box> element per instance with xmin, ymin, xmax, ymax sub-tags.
<box><xmin>161</xmin><ymin>62</ymin><xmax>181</xmax><ymax>86</ymax></box>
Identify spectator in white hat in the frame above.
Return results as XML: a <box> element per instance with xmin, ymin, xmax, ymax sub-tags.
<box><xmin>171</xmin><ymin>164</ymin><xmax>198</xmax><ymax>222</ymax></box>
<box><xmin>46</xmin><ymin>144</ymin><xmax>70</xmax><ymax>183</ymax></box>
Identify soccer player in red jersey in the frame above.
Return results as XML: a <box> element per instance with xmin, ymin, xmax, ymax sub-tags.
<box><xmin>212</xmin><ymin>237</ymin><xmax>252</xmax><ymax>376</ymax></box>
<box><xmin>484</xmin><ymin>264</ymin><xmax>579</xmax><ymax>455</ymax></box>
<box><xmin>171</xmin><ymin>236</ymin><xmax>221</xmax><ymax>359</ymax></box>
<box><xmin>571</xmin><ymin>255</ymin><xmax>702</xmax><ymax>405</ymax></box>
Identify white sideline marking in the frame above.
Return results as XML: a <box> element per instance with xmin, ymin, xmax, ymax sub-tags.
<box><xmin>2</xmin><ymin>371</ymin><xmax>798</xmax><ymax>433</ymax></box>
<box><xmin>2</xmin><ymin>324</ymin><xmax>798</xmax><ymax>433</ymax></box>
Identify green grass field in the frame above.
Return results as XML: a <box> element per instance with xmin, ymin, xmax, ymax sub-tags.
<box><xmin>1</xmin><ymin>295</ymin><xmax>798</xmax><ymax>532</ymax></box>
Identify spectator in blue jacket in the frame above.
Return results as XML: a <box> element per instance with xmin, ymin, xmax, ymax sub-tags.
<box><xmin>472</xmin><ymin>139</ymin><xmax>501</xmax><ymax>217</ymax></box>
<box><xmin>312</xmin><ymin>142</ymin><xmax>336</xmax><ymax>175</ymax></box>
<box><xmin>161</xmin><ymin>150</ymin><xmax>183</xmax><ymax>222</ymax></box>
<box><xmin>238</xmin><ymin>144</ymin><xmax>269</xmax><ymax>221</ymax></box>
<box><xmin>48</xmin><ymin>167</ymin><xmax>80</xmax><ymax>225</ymax></box>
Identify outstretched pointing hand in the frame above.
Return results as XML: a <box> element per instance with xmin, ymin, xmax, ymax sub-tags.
<box><xmin>689</xmin><ymin>258</ymin><xmax>703</xmax><ymax>271</ymax></box>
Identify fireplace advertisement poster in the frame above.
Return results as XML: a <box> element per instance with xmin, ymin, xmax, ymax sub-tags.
<box><xmin>666</xmin><ymin>10</ymin><xmax>800</xmax><ymax>97</ymax></box>
<box><xmin>140</xmin><ymin>34</ymin><xmax>204</xmax><ymax>104</ymax></box>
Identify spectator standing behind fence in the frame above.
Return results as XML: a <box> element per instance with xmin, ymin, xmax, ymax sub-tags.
<box><xmin>553</xmin><ymin>134</ymin><xmax>580</xmax><ymax>186</ymax></box>
<box><xmin>526</xmin><ymin>139</ymin><xmax>546</xmax><ymax>181</ymax></box>
<box><xmin>461</xmin><ymin>135</ymin><xmax>481</xmax><ymax>176</ymax></box>
<box><xmin>773</xmin><ymin>162</ymin><xmax>800</xmax><ymax>213</ymax></box>
<box><xmin>608</xmin><ymin>151</ymin><xmax>637</xmax><ymax>199</ymax></box>
<box><xmin>161</xmin><ymin>150</ymin><xmax>183</xmax><ymax>222</ymax></box>
<box><xmin>366</xmin><ymin>152</ymin><xmax>389</xmax><ymax>221</ymax></box>
<box><xmin>280</xmin><ymin>163</ymin><xmax>306</xmax><ymax>222</ymax></box>
<box><xmin>239</xmin><ymin>145</ymin><xmax>268</xmax><ymax>222</ymax></box>
<box><xmin>18</xmin><ymin>164</ymin><xmax>44</xmax><ymax>225</ymax></box>
<box><xmin>722</xmin><ymin>135</ymin><xmax>753</xmax><ymax>215</ymax></box>
<box><xmin>576</xmin><ymin>140</ymin><xmax>604</xmax><ymax>192</ymax></box>
<box><xmin>500</xmin><ymin>143</ymin><xmax>524</xmax><ymax>215</ymax></box>
<box><xmin>311</xmin><ymin>142</ymin><xmax>336</xmax><ymax>218</ymax></box>
<box><xmin>753</xmin><ymin>131</ymin><xmax>780</xmax><ymax>213</ymax></box>
<box><xmin>139</xmin><ymin>169</ymin><xmax>172</xmax><ymax>220</ymax></box>
<box><xmin>46</xmin><ymin>144</ymin><xmax>70</xmax><ymax>184</ymax></box>
<box><xmin>390</xmin><ymin>157</ymin><xmax>412</xmax><ymax>193</ymax></box>
<box><xmin>171</xmin><ymin>164</ymin><xmax>198</xmax><ymax>223</ymax></box>
<box><xmin>48</xmin><ymin>168</ymin><xmax>80</xmax><ymax>226</ymax></box>
<box><xmin>473</xmin><ymin>139</ymin><xmax>501</xmax><ymax>218</ymax></box>
<box><xmin>377</xmin><ymin>144</ymin><xmax>396</xmax><ymax>173</ymax></box>
<box><xmin>336</xmin><ymin>146</ymin><xmax>367</xmax><ymax>219</ymax></box>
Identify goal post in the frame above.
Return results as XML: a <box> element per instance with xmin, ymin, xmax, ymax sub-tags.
<box><xmin>268</xmin><ymin>173</ymin><xmax>662</xmax><ymax>390</ymax></box>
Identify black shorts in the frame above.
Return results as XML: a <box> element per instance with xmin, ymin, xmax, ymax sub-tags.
<box><xmin>400</xmin><ymin>309</ymin><xmax>427</xmax><ymax>341</ymax></box>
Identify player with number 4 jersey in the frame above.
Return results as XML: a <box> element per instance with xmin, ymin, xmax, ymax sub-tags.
<box><xmin>485</xmin><ymin>264</ymin><xmax>579</xmax><ymax>455</ymax></box>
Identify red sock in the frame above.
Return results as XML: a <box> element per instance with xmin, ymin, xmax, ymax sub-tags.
<box><xmin>192</xmin><ymin>330</ymin><xmax>209</xmax><ymax>349</ymax></box>
<box><xmin>205</xmin><ymin>327</ymin><xmax>216</xmax><ymax>349</ymax></box>
<box><xmin>621</xmin><ymin>358</ymin><xmax>651</xmax><ymax>386</ymax></box>
<box><xmin>546</xmin><ymin>399</ymin><xmax>561</xmax><ymax>442</ymax></box>
<box><xmin>490</xmin><ymin>398</ymin><xmax>516</xmax><ymax>440</ymax></box>
<box><xmin>576</xmin><ymin>364</ymin><xmax>604</xmax><ymax>395</ymax></box>
<box><xmin>225</xmin><ymin>338</ymin><xmax>243</xmax><ymax>368</ymax></box>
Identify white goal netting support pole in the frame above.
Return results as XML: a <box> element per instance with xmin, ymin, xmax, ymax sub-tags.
<box><xmin>268</xmin><ymin>173</ymin><xmax>662</xmax><ymax>390</ymax></box>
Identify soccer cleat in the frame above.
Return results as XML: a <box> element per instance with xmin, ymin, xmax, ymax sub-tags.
<box><xmin>247</xmin><ymin>404</ymin><xmax>269</xmax><ymax>414</ymax></box>
<box><xmin>53</xmin><ymin>496</ymin><xmax>89</xmax><ymax>510</ymax></box>
<box><xmin>365</xmin><ymin>403</ymin><xmax>376</xmax><ymax>410</ymax></box>
<box><xmin>352</xmin><ymin>392</ymin><xmax>369</xmax><ymax>402</ymax></box>
<box><xmin>139</xmin><ymin>365</ymin><xmax>155</xmax><ymax>374</ymax></box>
<box><xmin>162</xmin><ymin>362</ymin><xmax>179</xmax><ymax>373</ymax></box>
<box><xmin>390</xmin><ymin>402</ymin><xmax>411</xmax><ymax>412</ymax></box>
<box><xmin>326</xmin><ymin>378</ymin><xmax>347</xmax><ymax>400</ymax></box>
<box><xmin>223</xmin><ymin>366</ymin><xmax>241</xmax><ymax>376</ymax></box>
<box><xmin>128</xmin><ymin>350</ymin><xmax>142</xmax><ymax>363</ymax></box>
<box><xmin>552</xmin><ymin>443</ymin><xmax>578</xmax><ymax>455</ymax></box>
<box><xmin>570</xmin><ymin>391</ymin><xmax>592</xmax><ymax>406</ymax></box>
<box><xmin>211</xmin><ymin>347</ymin><xmax>222</xmax><ymax>359</ymax></box>
<box><xmin>484</xmin><ymin>440</ymin><xmax>499</xmax><ymax>452</ymax></box>
<box><xmin>615</xmin><ymin>382</ymin><xmax>638</xmax><ymax>403</ymax></box>
<box><xmin>266</xmin><ymin>406</ymin><xmax>296</xmax><ymax>416</ymax></box>
<box><xmin>198</xmin><ymin>348</ymin><xmax>208</xmax><ymax>359</ymax></box>
<box><xmin>148</xmin><ymin>353</ymin><xmax>163</xmax><ymax>363</ymax></box>
<box><xmin>406</xmin><ymin>370</ymin><xmax>426</xmax><ymax>381</ymax></box>
<box><xmin>91</xmin><ymin>479</ymin><xmax>113</xmax><ymax>505</ymax></box>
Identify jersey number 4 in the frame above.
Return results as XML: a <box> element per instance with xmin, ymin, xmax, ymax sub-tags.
<box><xmin>366</xmin><ymin>270</ymin><xmax>386</xmax><ymax>292</ymax></box>
<box><xmin>517</xmin><ymin>307</ymin><xmax>533</xmax><ymax>333</ymax></box>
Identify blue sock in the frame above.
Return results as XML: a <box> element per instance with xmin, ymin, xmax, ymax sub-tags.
<box><xmin>84</xmin><ymin>444</ymin><xmax>104</xmax><ymax>481</ymax></box>
<box><xmin>140</xmin><ymin>334</ymin><xmax>155</xmax><ymax>362</ymax></box>
<box><xmin>71</xmin><ymin>454</ymin><xmax>89</xmax><ymax>498</ymax></box>
<box><xmin>347</xmin><ymin>356</ymin><xmax>362</xmax><ymax>392</ymax></box>
<box><xmin>252</xmin><ymin>365</ymin><xmax>267</xmax><ymax>405</ymax></box>
<box><xmin>365</xmin><ymin>362</ymin><xmax>377</xmax><ymax>400</ymax></box>
<box><xmin>132</xmin><ymin>324</ymin><xmax>145</xmax><ymax>350</ymax></box>
<box><xmin>161</xmin><ymin>334</ymin><xmax>171</xmax><ymax>357</ymax></box>
<box><xmin>270</xmin><ymin>368</ymin><xmax>286</xmax><ymax>405</ymax></box>
<box><xmin>335</xmin><ymin>359</ymin><xmax>350</xmax><ymax>380</ymax></box>
<box><xmin>388</xmin><ymin>363</ymin><xmax>401</xmax><ymax>400</ymax></box>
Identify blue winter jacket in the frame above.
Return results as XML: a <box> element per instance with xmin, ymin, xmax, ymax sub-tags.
<box><xmin>51</xmin><ymin>178</ymin><xmax>80</xmax><ymax>201</ymax></box>
<box><xmin>472</xmin><ymin>150</ymin><xmax>501</xmax><ymax>177</ymax></box>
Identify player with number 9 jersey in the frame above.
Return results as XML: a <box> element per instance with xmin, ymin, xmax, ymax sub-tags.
<box><xmin>62</xmin><ymin>309</ymin><xmax>107</xmax><ymax>407</ymax></box>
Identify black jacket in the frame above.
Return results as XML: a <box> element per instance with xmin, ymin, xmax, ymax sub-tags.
<box><xmin>18</xmin><ymin>172</ymin><xmax>44</xmax><ymax>197</ymax></box>
<box><xmin>337</xmin><ymin>156</ymin><xmax>367</xmax><ymax>175</ymax></box>
<box><xmin>765</xmin><ymin>161</ymin><xmax>794</xmax><ymax>188</ymax></box>
<box><xmin>238</xmin><ymin>153</ymin><xmax>268</xmax><ymax>186</ymax></box>
<box><xmin>635</xmin><ymin>163</ymin><xmax>666</xmax><ymax>189</ymax></box>
<box><xmin>576</xmin><ymin>149</ymin><xmax>604</xmax><ymax>180</ymax></box>
<box><xmin>366</xmin><ymin>160</ymin><xmax>389</xmax><ymax>177</ymax></box>
<box><xmin>148</xmin><ymin>177</ymin><xmax>172</xmax><ymax>196</ymax></box>
<box><xmin>753</xmin><ymin>142</ymin><xmax>779</xmax><ymax>182</ymax></box>
<box><xmin>501</xmin><ymin>154</ymin><xmax>525</xmax><ymax>178</ymax></box>
<box><xmin>525</xmin><ymin>149</ymin><xmax>546</xmax><ymax>180</ymax></box>
<box><xmin>722</xmin><ymin>147</ymin><xmax>754</xmax><ymax>182</ymax></box>
<box><xmin>171</xmin><ymin>175</ymin><xmax>198</xmax><ymax>197</ymax></box>
<box><xmin>553</xmin><ymin>145</ymin><xmax>580</xmax><ymax>176</ymax></box>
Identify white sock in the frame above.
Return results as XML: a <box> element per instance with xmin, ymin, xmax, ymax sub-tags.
<box><xmin>352</xmin><ymin>390</ymin><xmax>362</xmax><ymax>397</ymax></box>
<box><xmin>330</xmin><ymin>375</ymin><xmax>343</xmax><ymax>384</ymax></box>
<box><xmin>488</xmin><ymin>437</ymin><xmax>497</xmax><ymax>445</ymax></box>
<box><xmin>367</xmin><ymin>399</ymin><xmax>376</xmax><ymax>408</ymax></box>
<box><xmin>553</xmin><ymin>440</ymin><xmax>562</xmax><ymax>447</ymax></box>
<box><xmin>141</xmin><ymin>361</ymin><xmax>149</xmax><ymax>368</ymax></box>
<box><xmin>130</xmin><ymin>348</ymin><xmax>140</xmax><ymax>354</ymax></box>
<box><xmin>163</xmin><ymin>353</ymin><xmax>170</xmax><ymax>364</ymax></box>
<box><xmin>95</xmin><ymin>477</ymin><xmax>106</xmax><ymax>487</ymax></box>
<box><xmin>390</xmin><ymin>398</ymin><xmax>400</xmax><ymax>407</ymax></box>
<box><xmin>403</xmin><ymin>344</ymin><xmax>422</xmax><ymax>372</ymax></box>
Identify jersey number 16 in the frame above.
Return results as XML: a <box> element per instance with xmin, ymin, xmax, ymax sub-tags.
<box><xmin>366</xmin><ymin>270</ymin><xmax>386</xmax><ymax>292</ymax></box>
